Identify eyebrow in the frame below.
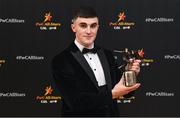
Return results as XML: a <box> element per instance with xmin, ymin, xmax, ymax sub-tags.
<box><xmin>79</xmin><ymin>22</ymin><xmax>87</xmax><ymax>25</ymax></box>
<box><xmin>79</xmin><ymin>22</ymin><xmax>98</xmax><ymax>25</ymax></box>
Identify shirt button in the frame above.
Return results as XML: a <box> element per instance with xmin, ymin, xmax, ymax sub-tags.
<box><xmin>94</xmin><ymin>69</ymin><xmax>96</xmax><ymax>71</ymax></box>
<box><xmin>90</xmin><ymin>58</ymin><xmax>92</xmax><ymax>60</ymax></box>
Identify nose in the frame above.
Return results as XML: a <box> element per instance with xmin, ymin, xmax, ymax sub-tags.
<box><xmin>86</xmin><ymin>26</ymin><xmax>91</xmax><ymax>34</ymax></box>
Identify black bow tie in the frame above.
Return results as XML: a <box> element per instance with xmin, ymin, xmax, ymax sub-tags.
<box><xmin>82</xmin><ymin>47</ymin><xmax>98</xmax><ymax>54</ymax></box>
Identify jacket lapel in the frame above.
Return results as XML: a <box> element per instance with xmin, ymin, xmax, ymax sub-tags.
<box><xmin>70</xmin><ymin>43</ymin><xmax>99</xmax><ymax>90</ymax></box>
<box><xmin>97</xmin><ymin>49</ymin><xmax>112</xmax><ymax>90</ymax></box>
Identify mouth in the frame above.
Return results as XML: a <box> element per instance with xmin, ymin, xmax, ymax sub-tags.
<box><xmin>84</xmin><ymin>36</ymin><xmax>93</xmax><ymax>38</ymax></box>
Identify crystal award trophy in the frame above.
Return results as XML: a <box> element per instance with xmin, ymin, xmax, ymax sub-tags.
<box><xmin>122</xmin><ymin>48</ymin><xmax>144</xmax><ymax>87</ymax></box>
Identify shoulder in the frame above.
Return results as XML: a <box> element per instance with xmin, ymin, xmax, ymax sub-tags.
<box><xmin>98</xmin><ymin>46</ymin><xmax>114</xmax><ymax>59</ymax></box>
<box><xmin>52</xmin><ymin>42</ymin><xmax>76</xmax><ymax>65</ymax></box>
<box><xmin>52</xmin><ymin>49</ymin><xmax>71</xmax><ymax>66</ymax></box>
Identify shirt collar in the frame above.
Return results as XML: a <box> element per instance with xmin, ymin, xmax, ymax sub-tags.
<box><xmin>74</xmin><ymin>39</ymin><xmax>94</xmax><ymax>52</ymax></box>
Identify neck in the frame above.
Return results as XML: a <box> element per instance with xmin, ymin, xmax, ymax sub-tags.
<box><xmin>75</xmin><ymin>39</ymin><xmax>94</xmax><ymax>49</ymax></box>
<box><xmin>84</xmin><ymin>44</ymin><xmax>94</xmax><ymax>49</ymax></box>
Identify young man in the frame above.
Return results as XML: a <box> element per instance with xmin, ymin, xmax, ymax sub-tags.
<box><xmin>52</xmin><ymin>6</ymin><xmax>141</xmax><ymax>116</ymax></box>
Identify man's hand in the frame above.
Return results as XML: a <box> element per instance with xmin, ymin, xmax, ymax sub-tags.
<box><xmin>111</xmin><ymin>59</ymin><xmax>141</xmax><ymax>99</ymax></box>
<box><xmin>112</xmin><ymin>77</ymin><xmax>141</xmax><ymax>99</ymax></box>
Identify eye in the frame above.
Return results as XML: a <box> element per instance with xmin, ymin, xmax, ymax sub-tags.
<box><xmin>79</xmin><ymin>23</ymin><xmax>87</xmax><ymax>28</ymax></box>
<box><xmin>90</xmin><ymin>23</ymin><xmax>98</xmax><ymax>28</ymax></box>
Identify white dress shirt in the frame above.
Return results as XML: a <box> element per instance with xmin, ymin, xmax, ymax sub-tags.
<box><xmin>74</xmin><ymin>40</ymin><xmax>106</xmax><ymax>86</ymax></box>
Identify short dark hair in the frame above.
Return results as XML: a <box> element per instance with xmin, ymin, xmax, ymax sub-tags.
<box><xmin>72</xmin><ymin>6</ymin><xmax>98</xmax><ymax>22</ymax></box>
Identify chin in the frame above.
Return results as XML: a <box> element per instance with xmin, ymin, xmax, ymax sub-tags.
<box><xmin>83</xmin><ymin>41</ymin><xmax>93</xmax><ymax>47</ymax></box>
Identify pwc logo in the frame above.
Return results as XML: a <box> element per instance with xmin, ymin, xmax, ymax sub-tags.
<box><xmin>109</xmin><ymin>11</ymin><xmax>135</xmax><ymax>30</ymax></box>
<box><xmin>118</xmin><ymin>12</ymin><xmax>126</xmax><ymax>22</ymax></box>
<box><xmin>36</xmin><ymin>85</ymin><xmax>61</xmax><ymax>104</ymax></box>
<box><xmin>44</xmin><ymin>86</ymin><xmax>53</xmax><ymax>96</ymax></box>
<box><xmin>35</xmin><ymin>12</ymin><xmax>61</xmax><ymax>30</ymax></box>
<box><xmin>44</xmin><ymin>12</ymin><xmax>52</xmax><ymax>22</ymax></box>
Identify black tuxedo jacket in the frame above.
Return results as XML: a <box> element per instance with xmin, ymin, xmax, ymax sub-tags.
<box><xmin>52</xmin><ymin>42</ymin><xmax>123</xmax><ymax>116</ymax></box>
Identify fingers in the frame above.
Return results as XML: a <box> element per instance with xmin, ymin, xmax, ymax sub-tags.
<box><xmin>130</xmin><ymin>65</ymin><xmax>140</xmax><ymax>73</ymax></box>
<box><xmin>134</xmin><ymin>59</ymin><xmax>141</xmax><ymax>63</ymax></box>
<box><xmin>112</xmin><ymin>80</ymin><xmax>141</xmax><ymax>98</ymax></box>
<box><xmin>129</xmin><ymin>59</ymin><xmax>141</xmax><ymax>63</ymax></box>
<box><xmin>131</xmin><ymin>59</ymin><xmax>141</xmax><ymax>66</ymax></box>
<box><xmin>126</xmin><ymin>83</ymin><xmax>141</xmax><ymax>92</ymax></box>
<box><xmin>128</xmin><ymin>59</ymin><xmax>141</xmax><ymax>74</ymax></box>
<box><xmin>127</xmin><ymin>59</ymin><xmax>141</xmax><ymax>68</ymax></box>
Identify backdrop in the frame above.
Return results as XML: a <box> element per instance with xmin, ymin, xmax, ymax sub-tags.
<box><xmin>0</xmin><ymin>0</ymin><xmax>179</xmax><ymax>117</ymax></box>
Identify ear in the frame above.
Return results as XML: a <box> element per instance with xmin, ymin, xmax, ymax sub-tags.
<box><xmin>71</xmin><ymin>24</ymin><xmax>76</xmax><ymax>32</ymax></box>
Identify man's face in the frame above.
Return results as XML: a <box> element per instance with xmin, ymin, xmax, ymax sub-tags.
<box><xmin>71</xmin><ymin>17</ymin><xmax>99</xmax><ymax>47</ymax></box>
